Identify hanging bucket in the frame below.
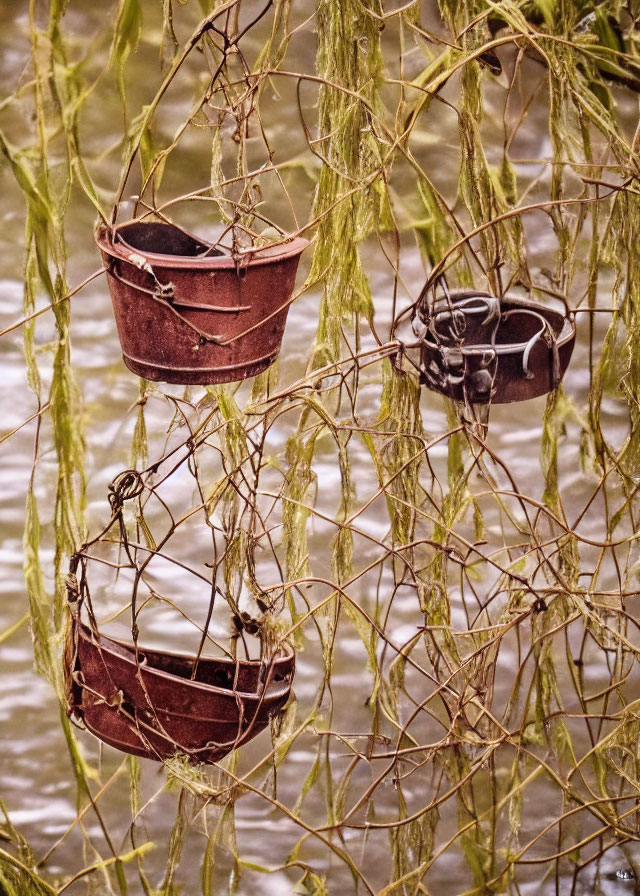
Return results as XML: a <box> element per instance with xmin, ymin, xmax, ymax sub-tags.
<box><xmin>416</xmin><ymin>289</ymin><xmax>575</xmax><ymax>404</ymax></box>
<box><xmin>95</xmin><ymin>221</ymin><xmax>309</xmax><ymax>385</ymax></box>
<box><xmin>66</xmin><ymin>621</ymin><xmax>295</xmax><ymax>763</ymax></box>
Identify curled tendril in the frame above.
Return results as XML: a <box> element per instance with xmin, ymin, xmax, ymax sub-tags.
<box><xmin>108</xmin><ymin>469</ymin><xmax>145</xmax><ymax>511</ymax></box>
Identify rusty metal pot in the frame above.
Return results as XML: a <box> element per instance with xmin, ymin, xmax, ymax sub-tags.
<box><xmin>67</xmin><ymin>621</ymin><xmax>295</xmax><ymax>763</ymax></box>
<box><xmin>95</xmin><ymin>221</ymin><xmax>309</xmax><ymax>385</ymax></box>
<box><xmin>416</xmin><ymin>289</ymin><xmax>575</xmax><ymax>404</ymax></box>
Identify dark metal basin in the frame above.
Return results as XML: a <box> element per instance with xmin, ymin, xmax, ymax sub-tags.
<box><xmin>418</xmin><ymin>290</ymin><xmax>575</xmax><ymax>403</ymax></box>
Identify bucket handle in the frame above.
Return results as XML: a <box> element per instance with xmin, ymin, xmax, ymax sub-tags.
<box><xmin>110</xmin><ymin>259</ymin><xmax>252</xmax><ymax>313</ymax></box>
<box><xmin>501</xmin><ymin>308</ymin><xmax>562</xmax><ymax>387</ymax></box>
<box><xmin>428</xmin><ymin>294</ymin><xmax>501</xmax><ymax>346</ymax></box>
<box><xmin>108</xmin><ymin>259</ymin><xmax>227</xmax><ymax>345</ymax></box>
<box><xmin>108</xmin><ymin>256</ymin><xmax>300</xmax><ymax>349</ymax></box>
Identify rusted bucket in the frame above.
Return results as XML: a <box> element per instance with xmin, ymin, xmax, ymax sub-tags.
<box><xmin>67</xmin><ymin>621</ymin><xmax>295</xmax><ymax>763</ymax></box>
<box><xmin>95</xmin><ymin>221</ymin><xmax>309</xmax><ymax>385</ymax></box>
<box><xmin>416</xmin><ymin>289</ymin><xmax>575</xmax><ymax>404</ymax></box>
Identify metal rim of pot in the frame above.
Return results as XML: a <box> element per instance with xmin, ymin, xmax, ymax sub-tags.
<box><xmin>74</xmin><ymin>619</ymin><xmax>295</xmax><ymax>705</ymax></box>
<box><xmin>96</xmin><ymin>219</ymin><xmax>311</xmax><ymax>271</ymax></box>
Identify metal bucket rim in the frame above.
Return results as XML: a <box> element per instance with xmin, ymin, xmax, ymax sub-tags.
<box><xmin>424</xmin><ymin>296</ymin><xmax>576</xmax><ymax>356</ymax></box>
<box><xmin>95</xmin><ymin>221</ymin><xmax>310</xmax><ymax>270</ymax></box>
<box><xmin>78</xmin><ymin>622</ymin><xmax>294</xmax><ymax>702</ymax></box>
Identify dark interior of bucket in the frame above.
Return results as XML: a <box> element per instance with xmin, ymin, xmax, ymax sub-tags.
<box><xmin>429</xmin><ymin>300</ymin><xmax>565</xmax><ymax>349</ymax></box>
<box><xmin>85</xmin><ymin>624</ymin><xmax>290</xmax><ymax>692</ymax></box>
<box><xmin>130</xmin><ymin>643</ymin><xmax>290</xmax><ymax>690</ymax></box>
<box><xmin>116</xmin><ymin>221</ymin><xmax>223</xmax><ymax>258</ymax></box>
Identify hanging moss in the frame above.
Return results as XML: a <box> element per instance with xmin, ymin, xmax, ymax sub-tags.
<box><xmin>309</xmin><ymin>0</ymin><xmax>387</xmax><ymax>367</ymax></box>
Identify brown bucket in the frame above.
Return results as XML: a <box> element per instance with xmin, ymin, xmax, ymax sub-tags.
<box><xmin>95</xmin><ymin>221</ymin><xmax>309</xmax><ymax>385</ymax></box>
<box><xmin>417</xmin><ymin>290</ymin><xmax>575</xmax><ymax>404</ymax></box>
<box><xmin>67</xmin><ymin>621</ymin><xmax>295</xmax><ymax>763</ymax></box>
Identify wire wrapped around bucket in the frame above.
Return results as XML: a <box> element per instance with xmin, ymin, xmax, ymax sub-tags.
<box><xmin>410</xmin><ymin>285</ymin><xmax>576</xmax><ymax>405</ymax></box>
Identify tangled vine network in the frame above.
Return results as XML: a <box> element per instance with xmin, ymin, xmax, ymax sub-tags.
<box><xmin>2</xmin><ymin>0</ymin><xmax>640</xmax><ymax>894</ymax></box>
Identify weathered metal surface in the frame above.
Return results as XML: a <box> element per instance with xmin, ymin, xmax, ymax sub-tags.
<box><xmin>68</xmin><ymin>621</ymin><xmax>295</xmax><ymax>763</ymax></box>
<box><xmin>417</xmin><ymin>289</ymin><xmax>576</xmax><ymax>404</ymax></box>
<box><xmin>96</xmin><ymin>221</ymin><xmax>309</xmax><ymax>385</ymax></box>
